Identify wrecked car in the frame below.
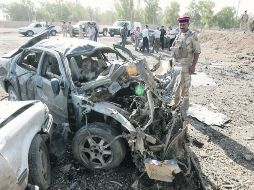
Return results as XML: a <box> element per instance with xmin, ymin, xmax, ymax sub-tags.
<box><xmin>0</xmin><ymin>30</ymin><xmax>202</xmax><ymax>187</ymax></box>
<box><xmin>0</xmin><ymin>101</ymin><xmax>52</xmax><ymax>190</ymax></box>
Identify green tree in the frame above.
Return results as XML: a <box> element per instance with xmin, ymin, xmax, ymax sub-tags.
<box><xmin>215</xmin><ymin>6</ymin><xmax>236</xmax><ymax>29</ymax></box>
<box><xmin>3</xmin><ymin>0</ymin><xmax>35</xmax><ymax>21</ymax></box>
<box><xmin>144</xmin><ymin>0</ymin><xmax>160</xmax><ymax>24</ymax></box>
<box><xmin>114</xmin><ymin>0</ymin><xmax>134</xmax><ymax>20</ymax></box>
<box><xmin>164</xmin><ymin>1</ymin><xmax>180</xmax><ymax>27</ymax></box>
<box><xmin>186</xmin><ymin>0</ymin><xmax>201</xmax><ymax>26</ymax></box>
<box><xmin>197</xmin><ymin>0</ymin><xmax>215</xmax><ymax>28</ymax></box>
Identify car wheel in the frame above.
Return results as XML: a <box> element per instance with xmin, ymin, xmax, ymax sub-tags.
<box><xmin>72</xmin><ymin>122</ymin><xmax>126</xmax><ymax>170</ymax></box>
<box><xmin>8</xmin><ymin>85</ymin><xmax>19</xmax><ymax>101</ymax></box>
<box><xmin>103</xmin><ymin>30</ymin><xmax>107</xmax><ymax>36</ymax></box>
<box><xmin>110</xmin><ymin>33</ymin><xmax>114</xmax><ymax>37</ymax></box>
<box><xmin>50</xmin><ymin>30</ymin><xmax>56</xmax><ymax>36</ymax></box>
<box><xmin>27</xmin><ymin>30</ymin><xmax>34</xmax><ymax>36</ymax></box>
<box><xmin>28</xmin><ymin>134</ymin><xmax>51</xmax><ymax>190</ymax></box>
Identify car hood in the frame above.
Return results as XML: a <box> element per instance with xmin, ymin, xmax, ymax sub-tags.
<box><xmin>0</xmin><ymin>101</ymin><xmax>38</xmax><ymax>125</ymax></box>
<box><xmin>108</xmin><ymin>26</ymin><xmax>122</xmax><ymax>29</ymax></box>
<box><xmin>2</xmin><ymin>26</ymin><xmax>53</xmax><ymax>58</ymax></box>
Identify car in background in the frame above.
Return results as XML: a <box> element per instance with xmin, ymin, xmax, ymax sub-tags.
<box><xmin>0</xmin><ymin>100</ymin><xmax>52</xmax><ymax>190</ymax></box>
<box><xmin>108</xmin><ymin>20</ymin><xmax>132</xmax><ymax>37</ymax></box>
<box><xmin>18</xmin><ymin>22</ymin><xmax>61</xmax><ymax>37</ymax></box>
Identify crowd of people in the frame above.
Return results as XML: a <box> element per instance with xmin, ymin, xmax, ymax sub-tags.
<box><xmin>62</xmin><ymin>21</ymin><xmax>99</xmax><ymax>41</ymax></box>
<box><xmin>129</xmin><ymin>24</ymin><xmax>179</xmax><ymax>54</ymax></box>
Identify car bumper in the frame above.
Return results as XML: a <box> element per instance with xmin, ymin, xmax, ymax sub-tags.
<box><xmin>19</xmin><ymin>31</ymin><xmax>27</xmax><ymax>35</ymax></box>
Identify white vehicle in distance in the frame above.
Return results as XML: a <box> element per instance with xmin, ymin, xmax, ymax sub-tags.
<box><xmin>0</xmin><ymin>101</ymin><xmax>53</xmax><ymax>190</ymax></box>
<box><xmin>18</xmin><ymin>22</ymin><xmax>61</xmax><ymax>37</ymax></box>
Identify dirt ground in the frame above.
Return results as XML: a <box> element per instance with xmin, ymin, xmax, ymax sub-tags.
<box><xmin>0</xmin><ymin>28</ymin><xmax>254</xmax><ymax>190</ymax></box>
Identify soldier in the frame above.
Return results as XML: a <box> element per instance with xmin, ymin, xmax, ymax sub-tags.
<box><xmin>170</xmin><ymin>16</ymin><xmax>201</xmax><ymax>118</ymax></box>
<box><xmin>241</xmin><ymin>10</ymin><xmax>249</xmax><ymax>33</ymax></box>
<box><xmin>62</xmin><ymin>21</ymin><xmax>67</xmax><ymax>37</ymax></box>
<box><xmin>152</xmin><ymin>27</ymin><xmax>161</xmax><ymax>53</ymax></box>
<box><xmin>121</xmin><ymin>23</ymin><xmax>128</xmax><ymax>47</ymax></box>
<box><xmin>68</xmin><ymin>21</ymin><xmax>73</xmax><ymax>38</ymax></box>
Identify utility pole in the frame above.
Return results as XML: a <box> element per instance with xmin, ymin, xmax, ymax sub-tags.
<box><xmin>235</xmin><ymin>0</ymin><xmax>240</xmax><ymax>28</ymax></box>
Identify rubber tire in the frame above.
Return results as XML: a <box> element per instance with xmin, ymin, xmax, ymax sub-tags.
<box><xmin>7</xmin><ymin>85</ymin><xmax>20</xmax><ymax>101</ymax></box>
<box><xmin>28</xmin><ymin>135</ymin><xmax>51</xmax><ymax>190</ymax></box>
<box><xmin>72</xmin><ymin>122</ymin><xmax>126</xmax><ymax>170</ymax></box>
<box><xmin>110</xmin><ymin>33</ymin><xmax>114</xmax><ymax>37</ymax></box>
<box><xmin>27</xmin><ymin>30</ymin><xmax>34</xmax><ymax>36</ymax></box>
<box><xmin>103</xmin><ymin>30</ymin><xmax>107</xmax><ymax>36</ymax></box>
<box><xmin>50</xmin><ymin>30</ymin><xmax>56</xmax><ymax>36</ymax></box>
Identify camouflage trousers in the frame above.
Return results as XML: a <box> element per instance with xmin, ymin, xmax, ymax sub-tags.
<box><xmin>174</xmin><ymin>71</ymin><xmax>191</xmax><ymax>119</ymax></box>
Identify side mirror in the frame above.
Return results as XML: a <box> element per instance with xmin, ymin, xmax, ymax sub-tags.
<box><xmin>50</xmin><ymin>78</ymin><xmax>60</xmax><ymax>95</ymax></box>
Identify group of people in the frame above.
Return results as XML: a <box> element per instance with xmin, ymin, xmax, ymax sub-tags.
<box><xmin>83</xmin><ymin>22</ymin><xmax>99</xmax><ymax>41</ymax></box>
<box><xmin>130</xmin><ymin>25</ymin><xmax>178</xmax><ymax>53</ymax></box>
<box><xmin>62</xmin><ymin>21</ymin><xmax>98</xmax><ymax>41</ymax></box>
<box><xmin>62</xmin><ymin>21</ymin><xmax>73</xmax><ymax>37</ymax></box>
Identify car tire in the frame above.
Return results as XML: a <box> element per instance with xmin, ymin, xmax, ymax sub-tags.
<box><xmin>72</xmin><ymin>122</ymin><xmax>126</xmax><ymax>170</ymax></box>
<box><xmin>28</xmin><ymin>134</ymin><xmax>51</xmax><ymax>190</ymax></box>
<box><xmin>26</xmin><ymin>30</ymin><xmax>34</xmax><ymax>36</ymax></box>
<box><xmin>7</xmin><ymin>85</ymin><xmax>19</xmax><ymax>101</ymax></box>
<box><xmin>110</xmin><ymin>33</ymin><xmax>114</xmax><ymax>37</ymax></box>
<box><xmin>103</xmin><ymin>29</ymin><xmax>107</xmax><ymax>36</ymax></box>
<box><xmin>50</xmin><ymin>30</ymin><xmax>56</xmax><ymax>36</ymax></box>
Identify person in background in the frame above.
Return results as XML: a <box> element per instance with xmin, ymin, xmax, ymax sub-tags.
<box><xmin>142</xmin><ymin>25</ymin><xmax>149</xmax><ymax>53</ymax></box>
<box><xmin>134</xmin><ymin>26</ymin><xmax>141</xmax><ymax>51</ymax></box>
<box><xmin>152</xmin><ymin>27</ymin><xmax>161</xmax><ymax>53</ymax></box>
<box><xmin>121</xmin><ymin>23</ymin><xmax>128</xmax><ymax>47</ymax></box>
<box><xmin>241</xmin><ymin>10</ymin><xmax>249</xmax><ymax>33</ymax></box>
<box><xmin>94</xmin><ymin>23</ymin><xmax>99</xmax><ymax>42</ymax></box>
<box><xmin>160</xmin><ymin>25</ymin><xmax>166</xmax><ymax>50</ymax></box>
<box><xmin>86</xmin><ymin>22</ymin><xmax>96</xmax><ymax>41</ymax></box>
<box><xmin>62</xmin><ymin>21</ymin><xmax>67</xmax><ymax>37</ymax></box>
<box><xmin>68</xmin><ymin>21</ymin><xmax>73</xmax><ymax>38</ymax></box>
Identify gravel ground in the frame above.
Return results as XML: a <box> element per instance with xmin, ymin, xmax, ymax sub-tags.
<box><xmin>0</xmin><ymin>29</ymin><xmax>254</xmax><ymax>190</ymax></box>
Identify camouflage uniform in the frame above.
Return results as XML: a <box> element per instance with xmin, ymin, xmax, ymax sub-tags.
<box><xmin>171</xmin><ymin>30</ymin><xmax>201</xmax><ymax>115</ymax></box>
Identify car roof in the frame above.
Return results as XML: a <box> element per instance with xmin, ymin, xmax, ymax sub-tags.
<box><xmin>33</xmin><ymin>38</ymin><xmax>111</xmax><ymax>56</ymax></box>
<box><xmin>0</xmin><ymin>101</ymin><xmax>38</xmax><ymax>126</ymax></box>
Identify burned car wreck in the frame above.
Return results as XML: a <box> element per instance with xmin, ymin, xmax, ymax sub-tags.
<box><xmin>0</xmin><ymin>31</ymin><xmax>203</xmax><ymax>188</ymax></box>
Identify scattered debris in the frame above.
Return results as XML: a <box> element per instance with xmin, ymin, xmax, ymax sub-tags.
<box><xmin>191</xmin><ymin>72</ymin><xmax>216</xmax><ymax>87</ymax></box>
<box><xmin>243</xmin><ymin>154</ymin><xmax>253</xmax><ymax>161</ymax></box>
<box><xmin>188</xmin><ymin>104</ymin><xmax>230</xmax><ymax>126</ymax></box>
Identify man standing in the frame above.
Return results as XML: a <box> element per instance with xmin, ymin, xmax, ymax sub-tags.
<box><xmin>68</xmin><ymin>21</ymin><xmax>73</xmax><ymax>38</ymax></box>
<box><xmin>170</xmin><ymin>16</ymin><xmax>201</xmax><ymax>118</ymax></box>
<box><xmin>241</xmin><ymin>10</ymin><xmax>249</xmax><ymax>33</ymax></box>
<box><xmin>62</xmin><ymin>21</ymin><xmax>67</xmax><ymax>37</ymax></box>
<box><xmin>160</xmin><ymin>25</ymin><xmax>166</xmax><ymax>50</ymax></box>
<box><xmin>86</xmin><ymin>22</ymin><xmax>96</xmax><ymax>41</ymax></box>
<box><xmin>142</xmin><ymin>25</ymin><xmax>149</xmax><ymax>53</ymax></box>
<box><xmin>152</xmin><ymin>27</ymin><xmax>161</xmax><ymax>53</ymax></box>
<box><xmin>121</xmin><ymin>23</ymin><xmax>128</xmax><ymax>47</ymax></box>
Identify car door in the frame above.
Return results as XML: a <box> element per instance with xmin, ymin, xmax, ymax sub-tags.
<box><xmin>15</xmin><ymin>49</ymin><xmax>42</xmax><ymax>100</ymax></box>
<box><xmin>34</xmin><ymin>23</ymin><xmax>43</xmax><ymax>34</ymax></box>
<box><xmin>35</xmin><ymin>50</ymin><xmax>69</xmax><ymax>124</ymax></box>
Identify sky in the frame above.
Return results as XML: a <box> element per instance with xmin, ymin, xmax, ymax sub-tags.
<box><xmin>1</xmin><ymin>0</ymin><xmax>254</xmax><ymax>19</ymax></box>
<box><xmin>78</xmin><ymin>0</ymin><xmax>254</xmax><ymax>16</ymax></box>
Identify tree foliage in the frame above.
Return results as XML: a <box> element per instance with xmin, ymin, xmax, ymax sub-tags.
<box><xmin>114</xmin><ymin>0</ymin><xmax>134</xmax><ymax>21</ymax></box>
<box><xmin>3</xmin><ymin>0</ymin><xmax>34</xmax><ymax>21</ymax></box>
<box><xmin>215</xmin><ymin>7</ymin><xmax>236</xmax><ymax>29</ymax></box>
<box><xmin>164</xmin><ymin>1</ymin><xmax>180</xmax><ymax>27</ymax></box>
<box><xmin>186</xmin><ymin>0</ymin><xmax>201</xmax><ymax>26</ymax></box>
<box><xmin>144</xmin><ymin>0</ymin><xmax>160</xmax><ymax>24</ymax></box>
<box><xmin>197</xmin><ymin>0</ymin><xmax>215</xmax><ymax>28</ymax></box>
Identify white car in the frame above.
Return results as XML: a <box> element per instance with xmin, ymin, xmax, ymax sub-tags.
<box><xmin>18</xmin><ymin>22</ymin><xmax>61</xmax><ymax>37</ymax></box>
<box><xmin>0</xmin><ymin>101</ymin><xmax>53</xmax><ymax>190</ymax></box>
